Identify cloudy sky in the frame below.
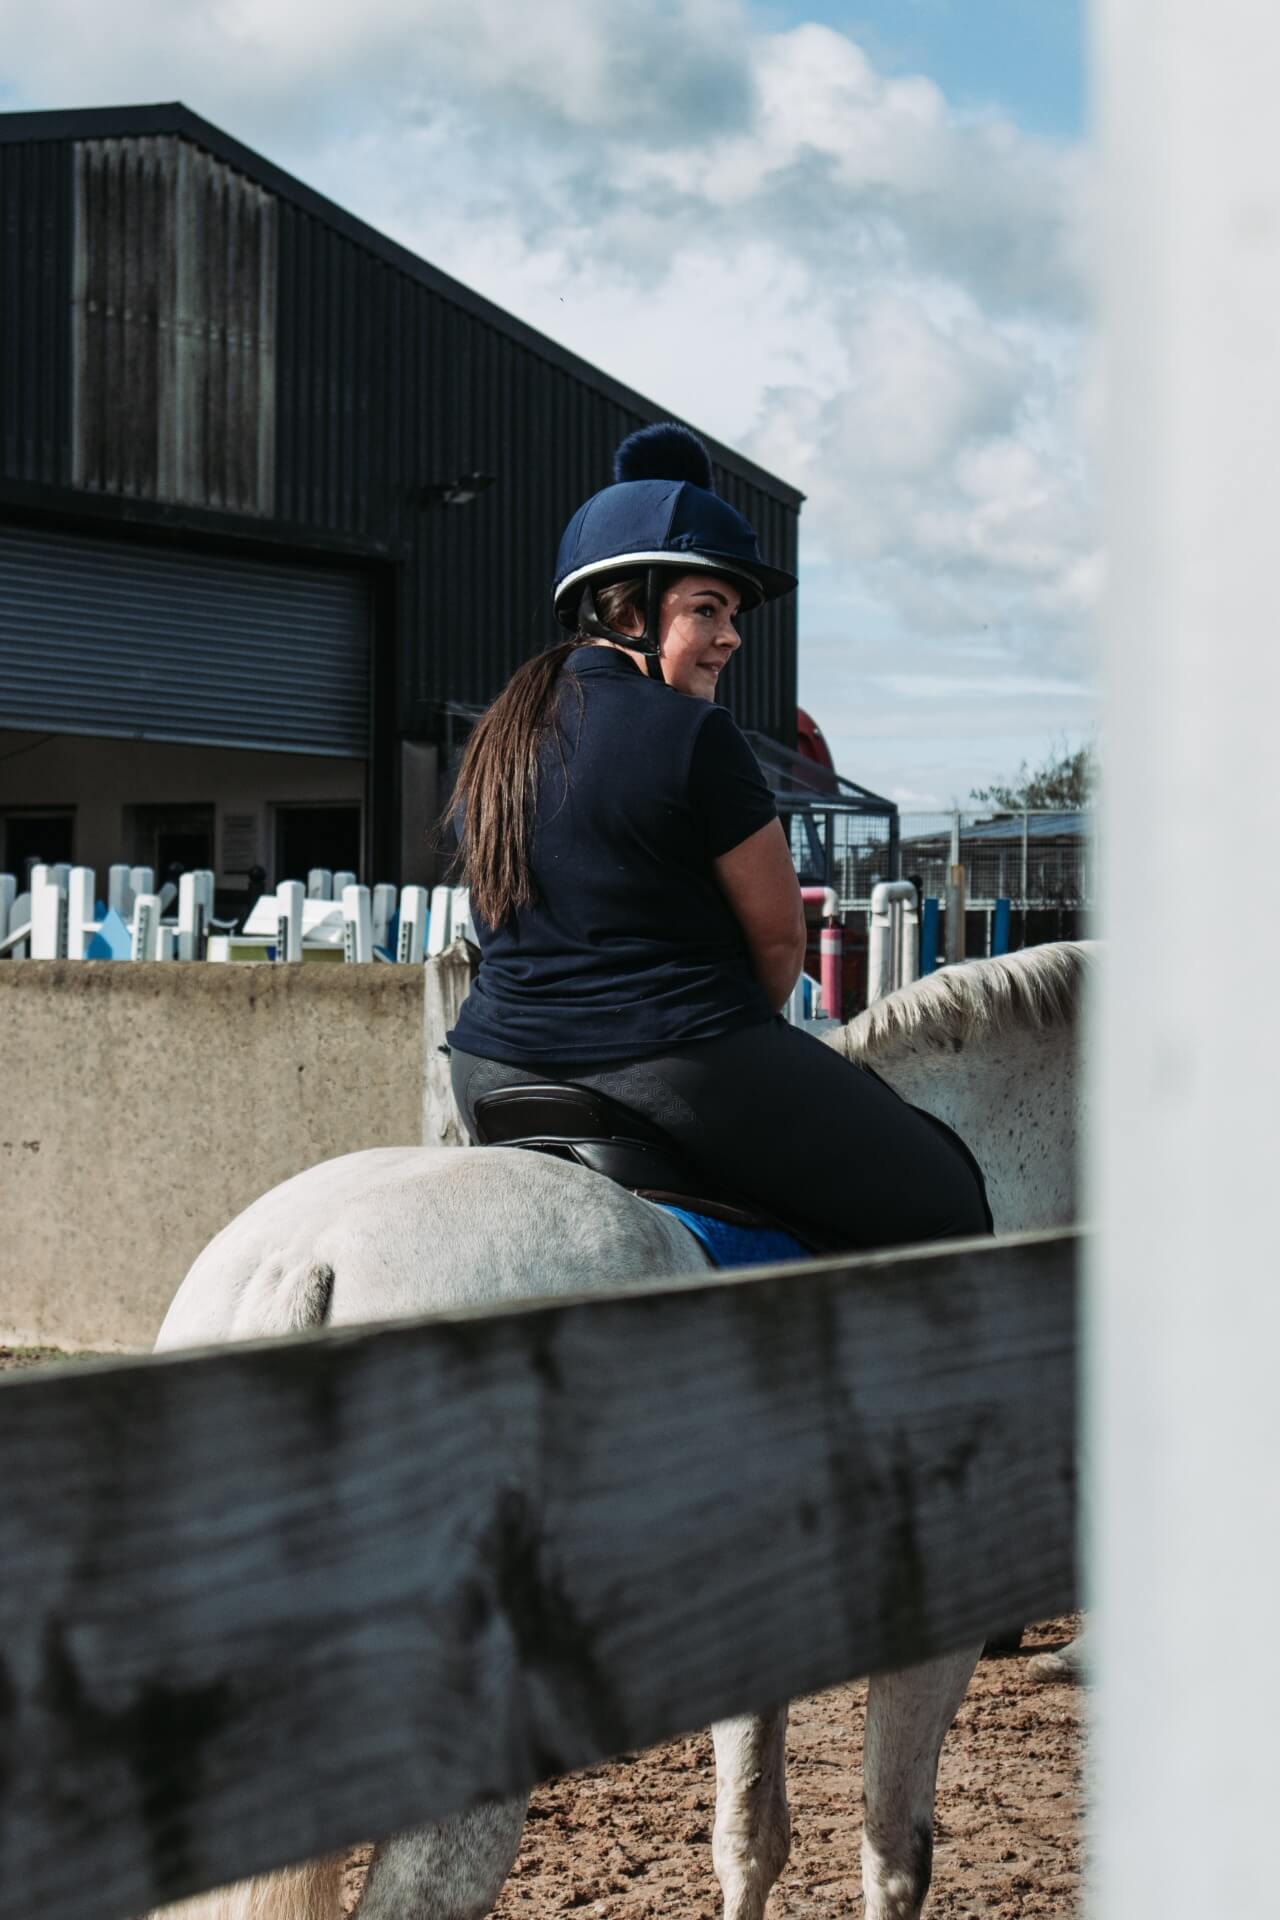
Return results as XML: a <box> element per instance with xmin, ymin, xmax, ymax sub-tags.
<box><xmin>1</xmin><ymin>0</ymin><xmax>1094</xmax><ymax>809</ymax></box>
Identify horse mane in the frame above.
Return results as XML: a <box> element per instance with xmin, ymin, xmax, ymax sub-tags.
<box><xmin>840</xmin><ymin>939</ymin><xmax>1094</xmax><ymax>1062</ymax></box>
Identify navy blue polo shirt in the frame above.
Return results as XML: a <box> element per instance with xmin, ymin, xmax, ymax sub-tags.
<box><xmin>449</xmin><ymin>645</ymin><xmax>778</xmax><ymax>1065</ymax></box>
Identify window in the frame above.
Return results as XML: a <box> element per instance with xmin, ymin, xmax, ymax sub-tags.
<box><xmin>3</xmin><ymin>809</ymin><xmax>74</xmax><ymax>877</ymax></box>
<box><xmin>274</xmin><ymin>805</ymin><xmax>362</xmax><ymax>885</ymax></box>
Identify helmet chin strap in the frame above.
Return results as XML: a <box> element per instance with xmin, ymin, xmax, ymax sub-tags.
<box><xmin>576</xmin><ymin>569</ymin><xmax>664</xmax><ymax>658</ymax></box>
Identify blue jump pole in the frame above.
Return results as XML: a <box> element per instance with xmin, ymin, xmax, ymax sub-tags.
<box><xmin>920</xmin><ymin>896</ymin><xmax>941</xmax><ymax>974</ymax></box>
<box><xmin>992</xmin><ymin>897</ymin><xmax>1012</xmax><ymax>956</ymax></box>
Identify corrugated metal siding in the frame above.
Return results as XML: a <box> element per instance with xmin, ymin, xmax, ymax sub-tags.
<box><xmin>275</xmin><ymin>195</ymin><xmax>800</xmax><ymax>740</ymax></box>
<box><xmin>72</xmin><ymin>136</ymin><xmax>276</xmax><ymax>512</ymax></box>
<box><xmin>0</xmin><ymin>140</ymin><xmax>72</xmax><ymax>486</ymax></box>
<box><xmin>0</xmin><ymin>523</ymin><xmax>369</xmax><ymax>753</ymax></box>
<box><xmin>2</xmin><ymin>113</ymin><xmax>799</xmax><ymax>746</ymax></box>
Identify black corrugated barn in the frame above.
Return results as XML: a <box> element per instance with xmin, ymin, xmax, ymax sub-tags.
<box><xmin>0</xmin><ymin>103</ymin><xmax>801</xmax><ymax>894</ymax></box>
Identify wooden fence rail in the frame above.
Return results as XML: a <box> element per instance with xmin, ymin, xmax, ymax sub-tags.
<box><xmin>0</xmin><ymin>1227</ymin><xmax>1079</xmax><ymax>1920</ymax></box>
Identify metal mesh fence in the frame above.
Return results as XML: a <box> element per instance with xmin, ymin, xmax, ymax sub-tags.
<box><xmin>893</xmin><ymin>810</ymin><xmax>1095</xmax><ymax>911</ymax></box>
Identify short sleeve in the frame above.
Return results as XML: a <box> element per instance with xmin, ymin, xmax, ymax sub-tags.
<box><xmin>687</xmin><ymin>705</ymin><xmax>778</xmax><ymax>858</ymax></box>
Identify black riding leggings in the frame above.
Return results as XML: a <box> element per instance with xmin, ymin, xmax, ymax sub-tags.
<box><xmin>450</xmin><ymin>1017</ymin><xmax>991</xmax><ymax>1252</ymax></box>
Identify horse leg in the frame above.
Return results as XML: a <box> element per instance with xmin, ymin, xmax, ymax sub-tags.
<box><xmin>861</xmin><ymin>1647</ymin><xmax>980</xmax><ymax>1920</ymax></box>
<box><xmin>1027</xmin><ymin>1624</ymin><xmax>1089</xmax><ymax>1684</ymax></box>
<box><xmin>711</xmin><ymin>1709</ymin><xmax>791</xmax><ymax>1920</ymax></box>
<box><xmin>352</xmin><ymin>1796</ymin><xmax>527</xmax><ymax>1919</ymax></box>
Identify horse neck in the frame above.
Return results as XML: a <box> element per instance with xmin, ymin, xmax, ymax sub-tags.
<box><xmin>846</xmin><ymin>1019</ymin><xmax>1082</xmax><ymax>1234</ymax></box>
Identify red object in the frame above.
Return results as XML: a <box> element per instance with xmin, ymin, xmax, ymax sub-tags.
<box><xmin>795</xmin><ymin>707</ymin><xmax>834</xmax><ymax>772</ymax></box>
<box><xmin>819</xmin><ymin>922</ymin><xmax>844</xmax><ymax>1022</ymax></box>
<box><xmin>799</xmin><ymin>885</ymin><xmax>843</xmax><ymax>1021</ymax></box>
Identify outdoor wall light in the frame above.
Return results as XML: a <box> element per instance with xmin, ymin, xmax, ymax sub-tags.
<box><xmin>418</xmin><ymin>472</ymin><xmax>496</xmax><ymax>508</ymax></box>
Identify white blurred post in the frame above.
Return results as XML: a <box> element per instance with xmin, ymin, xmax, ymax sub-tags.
<box><xmin>275</xmin><ymin>880</ymin><xmax>304</xmax><ymax>963</ymax></box>
<box><xmin>108</xmin><ymin>864</ymin><xmax>132</xmax><ymax>917</ymax></box>
<box><xmin>1092</xmin><ymin>6</ymin><xmax>1280</xmax><ymax>1915</ymax></box>
<box><xmin>0</xmin><ymin>873</ymin><xmax>14</xmax><ymax>943</ymax></box>
<box><xmin>397</xmin><ymin>886</ymin><xmax>429</xmax><ymax>964</ymax></box>
<box><xmin>66</xmin><ymin>867</ymin><xmax>96</xmax><ymax>959</ymax></box>
<box><xmin>333</xmin><ymin>869</ymin><xmax>357</xmax><ymax>899</ymax></box>
<box><xmin>129</xmin><ymin>865</ymin><xmax>155</xmax><ymax>904</ymax></box>
<box><xmin>341</xmin><ymin>884</ymin><xmax>373</xmax><ymax>963</ymax></box>
<box><xmin>307</xmin><ymin>868</ymin><xmax>333</xmax><ymax>901</ymax></box>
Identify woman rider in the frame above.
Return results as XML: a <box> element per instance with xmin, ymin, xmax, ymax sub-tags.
<box><xmin>446</xmin><ymin>423</ymin><xmax>989</xmax><ymax>1250</ymax></box>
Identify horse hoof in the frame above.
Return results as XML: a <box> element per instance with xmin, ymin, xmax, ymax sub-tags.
<box><xmin>1026</xmin><ymin>1649</ymin><xmax>1083</xmax><ymax>1684</ymax></box>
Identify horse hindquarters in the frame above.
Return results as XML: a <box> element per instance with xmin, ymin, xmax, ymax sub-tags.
<box><xmin>141</xmin><ymin>1856</ymin><xmax>346</xmax><ymax>1920</ymax></box>
<box><xmin>860</xmin><ymin>1649</ymin><xmax>981</xmax><ymax>1920</ymax></box>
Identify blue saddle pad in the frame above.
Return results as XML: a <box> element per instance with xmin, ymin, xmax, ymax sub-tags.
<box><xmin>656</xmin><ymin>1204</ymin><xmax>809</xmax><ymax>1269</ymax></box>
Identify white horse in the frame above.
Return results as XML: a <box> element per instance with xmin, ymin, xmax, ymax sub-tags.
<box><xmin>150</xmin><ymin>940</ymin><xmax>1089</xmax><ymax>1920</ymax></box>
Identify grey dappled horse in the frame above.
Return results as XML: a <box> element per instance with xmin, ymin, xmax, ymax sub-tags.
<box><xmin>151</xmin><ymin>942</ymin><xmax>1089</xmax><ymax>1920</ymax></box>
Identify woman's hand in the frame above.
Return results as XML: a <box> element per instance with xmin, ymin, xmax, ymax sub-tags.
<box><xmin>712</xmin><ymin>820</ymin><xmax>808</xmax><ymax>1011</ymax></box>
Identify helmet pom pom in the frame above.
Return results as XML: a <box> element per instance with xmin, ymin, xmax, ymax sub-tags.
<box><xmin>613</xmin><ymin>422</ymin><xmax>714</xmax><ymax>490</ymax></box>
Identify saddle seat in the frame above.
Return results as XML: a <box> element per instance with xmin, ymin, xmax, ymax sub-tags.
<box><xmin>470</xmin><ymin>1081</ymin><xmax>831</xmax><ymax>1252</ymax></box>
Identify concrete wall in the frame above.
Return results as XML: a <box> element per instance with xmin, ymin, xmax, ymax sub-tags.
<box><xmin>0</xmin><ymin>960</ymin><xmax>424</xmax><ymax>1349</ymax></box>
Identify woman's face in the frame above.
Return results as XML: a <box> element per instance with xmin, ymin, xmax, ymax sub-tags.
<box><xmin>655</xmin><ymin>573</ymin><xmax>744</xmax><ymax>700</ymax></box>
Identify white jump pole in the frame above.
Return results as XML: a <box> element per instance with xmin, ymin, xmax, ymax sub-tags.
<box><xmin>108</xmin><ymin>864</ymin><xmax>132</xmax><ymax>917</ymax></box>
<box><xmin>333</xmin><ymin>869</ymin><xmax>357</xmax><ymax>900</ymax></box>
<box><xmin>130</xmin><ymin>894</ymin><xmax>161</xmax><ymax>961</ymax></box>
<box><xmin>0</xmin><ymin>873</ymin><xmax>14</xmax><ymax>944</ymax></box>
<box><xmin>4</xmin><ymin>891</ymin><xmax>31</xmax><ymax>958</ymax></box>
<box><xmin>396</xmin><ymin>886</ymin><xmax>429</xmax><ymax>965</ymax></box>
<box><xmin>66</xmin><ymin>867</ymin><xmax>96</xmax><ymax>959</ymax></box>
<box><xmin>425</xmin><ymin>884</ymin><xmax>453</xmax><ymax>958</ymax></box>
<box><xmin>449</xmin><ymin>886</ymin><xmax>476</xmax><ymax>945</ymax></box>
<box><xmin>29</xmin><ymin>865</ymin><xmax>67</xmax><ymax>959</ymax></box>
<box><xmin>372</xmin><ymin>883</ymin><xmax>397</xmax><ymax>952</ymax></box>
<box><xmin>1092</xmin><ymin>6</ymin><xmax>1280</xmax><ymax>1916</ymax></box>
<box><xmin>275</xmin><ymin>880</ymin><xmax>304</xmax><ymax>963</ymax></box>
<box><xmin>177</xmin><ymin>872</ymin><xmax>206</xmax><ymax>961</ymax></box>
<box><xmin>341</xmin><ymin>884</ymin><xmax>373</xmax><ymax>963</ymax></box>
<box><xmin>129</xmin><ymin>865</ymin><xmax>155</xmax><ymax>904</ymax></box>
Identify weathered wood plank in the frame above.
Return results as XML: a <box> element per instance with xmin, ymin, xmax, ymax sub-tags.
<box><xmin>0</xmin><ymin>1228</ymin><xmax>1079</xmax><ymax>1919</ymax></box>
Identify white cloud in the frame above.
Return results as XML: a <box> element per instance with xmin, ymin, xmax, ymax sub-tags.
<box><xmin>0</xmin><ymin>0</ymin><xmax>1097</xmax><ymax>805</ymax></box>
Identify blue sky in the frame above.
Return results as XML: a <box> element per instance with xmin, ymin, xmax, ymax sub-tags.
<box><xmin>0</xmin><ymin>0</ymin><xmax>1094</xmax><ymax>808</ymax></box>
<box><xmin>779</xmin><ymin>0</ymin><xmax>1084</xmax><ymax>139</ymax></box>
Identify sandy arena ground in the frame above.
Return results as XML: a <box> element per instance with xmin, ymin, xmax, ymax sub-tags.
<box><xmin>3</xmin><ymin>1351</ymin><xmax>1081</xmax><ymax>1918</ymax></box>
<box><xmin>338</xmin><ymin>1620</ymin><xmax>1082</xmax><ymax>1917</ymax></box>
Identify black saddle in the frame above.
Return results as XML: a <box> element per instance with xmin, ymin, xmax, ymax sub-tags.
<box><xmin>470</xmin><ymin>1081</ymin><xmax>826</xmax><ymax>1246</ymax></box>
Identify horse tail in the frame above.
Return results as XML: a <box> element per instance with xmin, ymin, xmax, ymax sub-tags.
<box><xmin>142</xmin><ymin>1854</ymin><xmax>346</xmax><ymax>1919</ymax></box>
<box><xmin>228</xmin><ymin>1258</ymin><xmax>336</xmax><ymax>1341</ymax></box>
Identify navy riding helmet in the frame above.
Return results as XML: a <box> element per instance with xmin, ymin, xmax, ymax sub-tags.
<box><xmin>553</xmin><ymin>422</ymin><xmax>797</xmax><ymax>655</ymax></box>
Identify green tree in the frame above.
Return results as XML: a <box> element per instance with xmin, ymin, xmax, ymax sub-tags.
<box><xmin>970</xmin><ymin>737</ymin><xmax>1098</xmax><ymax>811</ymax></box>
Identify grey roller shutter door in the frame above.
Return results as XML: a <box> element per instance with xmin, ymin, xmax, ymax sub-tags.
<box><xmin>0</xmin><ymin>525</ymin><xmax>371</xmax><ymax>756</ymax></box>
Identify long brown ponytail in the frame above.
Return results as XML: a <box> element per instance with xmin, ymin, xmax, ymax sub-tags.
<box><xmin>446</xmin><ymin>576</ymin><xmax>647</xmax><ymax>927</ymax></box>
